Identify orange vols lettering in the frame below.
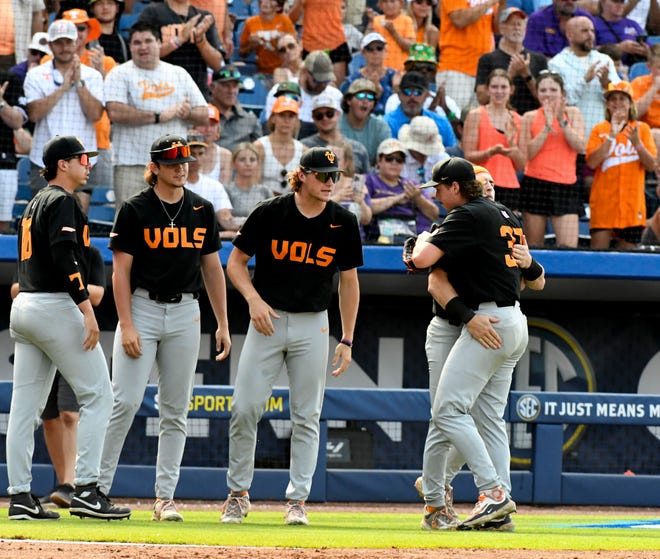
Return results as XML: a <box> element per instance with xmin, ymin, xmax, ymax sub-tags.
<box><xmin>271</xmin><ymin>240</ymin><xmax>336</xmax><ymax>267</ymax></box>
<box><xmin>144</xmin><ymin>227</ymin><xmax>206</xmax><ymax>248</ymax></box>
<box><xmin>139</xmin><ymin>79</ymin><xmax>175</xmax><ymax>100</ymax></box>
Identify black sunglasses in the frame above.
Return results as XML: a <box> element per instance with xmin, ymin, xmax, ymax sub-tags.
<box><xmin>278</xmin><ymin>42</ymin><xmax>297</xmax><ymax>54</ymax></box>
<box><xmin>313</xmin><ymin>109</ymin><xmax>336</xmax><ymax>121</ymax></box>
<box><xmin>364</xmin><ymin>44</ymin><xmax>385</xmax><ymax>53</ymax></box>
<box><xmin>304</xmin><ymin>169</ymin><xmax>341</xmax><ymax>183</ymax></box>
<box><xmin>76</xmin><ymin>24</ymin><xmax>88</xmax><ymax>32</ymax></box>
<box><xmin>354</xmin><ymin>92</ymin><xmax>376</xmax><ymax>101</ymax></box>
<box><xmin>29</xmin><ymin>49</ymin><xmax>45</xmax><ymax>57</ymax></box>
<box><xmin>383</xmin><ymin>154</ymin><xmax>405</xmax><ymax>164</ymax></box>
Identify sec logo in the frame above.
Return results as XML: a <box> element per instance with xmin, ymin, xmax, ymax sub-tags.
<box><xmin>516</xmin><ymin>394</ymin><xmax>541</xmax><ymax>422</ymax></box>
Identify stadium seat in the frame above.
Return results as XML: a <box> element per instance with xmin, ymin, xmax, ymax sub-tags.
<box><xmin>629</xmin><ymin>61</ymin><xmax>649</xmax><ymax>80</ymax></box>
<box><xmin>227</xmin><ymin>0</ymin><xmax>256</xmax><ymax>20</ymax></box>
<box><xmin>238</xmin><ymin>75</ymin><xmax>268</xmax><ymax>115</ymax></box>
<box><xmin>90</xmin><ymin>186</ymin><xmax>115</xmax><ymax>205</ymax></box>
<box><xmin>119</xmin><ymin>13</ymin><xmax>139</xmax><ymax>37</ymax></box>
<box><xmin>88</xmin><ymin>205</ymin><xmax>115</xmax><ymax>236</ymax></box>
<box><xmin>17</xmin><ymin>157</ymin><xmax>30</xmax><ymax>189</ymax></box>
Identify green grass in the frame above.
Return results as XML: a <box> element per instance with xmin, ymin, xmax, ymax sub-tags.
<box><xmin>0</xmin><ymin>510</ymin><xmax>658</xmax><ymax>550</ymax></box>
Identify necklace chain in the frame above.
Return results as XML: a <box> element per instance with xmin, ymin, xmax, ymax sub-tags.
<box><xmin>157</xmin><ymin>194</ymin><xmax>185</xmax><ymax>228</ymax></box>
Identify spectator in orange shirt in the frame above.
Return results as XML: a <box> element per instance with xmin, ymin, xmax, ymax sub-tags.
<box><xmin>239</xmin><ymin>0</ymin><xmax>295</xmax><ymax>84</ymax></box>
<box><xmin>631</xmin><ymin>43</ymin><xmax>660</xmax><ymax>165</ymax></box>
<box><xmin>586</xmin><ymin>81</ymin><xmax>657</xmax><ymax>249</ymax></box>
<box><xmin>436</xmin><ymin>0</ymin><xmax>507</xmax><ymax>111</ymax></box>
<box><xmin>365</xmin><ymin>0</ymin><xmax>415</xmax><ymax>72</ymax></box>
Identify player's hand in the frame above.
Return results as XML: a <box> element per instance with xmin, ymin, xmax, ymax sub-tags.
<box><xmin>248</xmin><ymin>298</ymin><xmax>280</xmax><ymax>336</ymax></box>
<box><xmin>121</xmin><ymin>323</ymin><xmax>143</xmax><ymax>357</ymax></box>
<box><xmin>513</xmin><ymin>234</ymin><xmax>532</xmax><ymax>269</ymax></box>
<box><xmin>466</xmin><ymin>314</ymin><xmax>502</xmax><ymax>349</ymax></box>
<box><xmin>82</xmin><ymin>310</ymin><xmax>100</xmax><ymax>351</ymax></box>
<box><xmin>214</xmin><ymin>328</ymin><xmax>231</xmax><ymax>361</ymax></box>
<box><xmin>331</xmin><ymin>342</ymin><xmax>352</xmax><ymax>377</ymax></box>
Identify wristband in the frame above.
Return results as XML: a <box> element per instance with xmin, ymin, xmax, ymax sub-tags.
<box><xmin>170</xmin><ymin>36</ymin><xmax>181</xmax><ymax>49</ymax></box>
<box><xmin>340</xmin><ymin>338</ymin><xmax>353</xmax><ymax>348</ymax></box>
<box><xmin>444</xmin><ymin>297</ymin><xmax>476</xmax><ymax>325</ymax></box>
<box><xmin>521</xmin><ymin>258</ymin><xmax>544</xmax><ymax>282</ymax></box>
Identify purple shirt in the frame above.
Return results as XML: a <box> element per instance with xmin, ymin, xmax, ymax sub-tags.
<box><xmin>593</xmin><ymin>16</ymin><xmax>646</xmax><ymax>65</ymax></box>
<box><xmin>523</xmin><ymin>6</ymin><xmax>595</xmax><ymax>58</ymax></box>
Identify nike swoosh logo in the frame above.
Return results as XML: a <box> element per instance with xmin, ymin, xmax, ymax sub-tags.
<box><xmin>86</xmin><ymin>500</ymin><xmax>103</xmax><ymax>510</ymax></box>
<box><xmin>330</xmin><ymin>224</ymin><xmax>342</xmax><ymax>228</ymax></box>
<box><xmin>193</xmin><ymin>205</ymin><xmax>204</xmax><ymax>211</ymax></box>
<box><xmin>14</xmin><ymin>504</ymin><xmax>40</xmax><ymax>514</ymax></box>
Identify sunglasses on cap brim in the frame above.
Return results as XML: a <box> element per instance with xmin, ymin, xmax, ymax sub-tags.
<box><xmin>152</xmin><ymin>145</ymin><xmax>191</xmax><ymax>160</ymax></box>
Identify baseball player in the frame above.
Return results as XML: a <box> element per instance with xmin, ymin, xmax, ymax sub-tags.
<box><xmin>221</xmin><ymin>147</ymin><xmax>362</xmax><ymax>526</ymax></box>
<box><xmin>406</xmin><ymin>157</ymin><xmax>544</xmax><ymax>530</ymax></box>
<box><xmin>98</xmin><ymin>134</ymin><xmax>231</xmax><ymax>523</ymax></box>
<box><xmin>7</xmin><ymin>135</ymin><xmax>130</xmax><ymax>520</ymax></box>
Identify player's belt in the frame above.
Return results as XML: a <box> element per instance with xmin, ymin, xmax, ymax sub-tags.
<box><xmin>134</xmin><ymin>288</ymin><xmax>199</xmax><ymax>304</ymax></box>
<box><xmin>477</xmin><ymin>301</ymin><xmax>518</xmax><ymax>310</ymax></box>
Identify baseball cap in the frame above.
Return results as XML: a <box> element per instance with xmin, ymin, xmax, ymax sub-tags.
<box><xmin>360</xmin><ymin>32</ymin><xmax>386</xmax><ymax>50</ymax></box>
<box><xmin>405</xmin><ymin>43</ymin><xmax>437</xmax><ymax>66</ymax></box>
<box><xmin>398</xmin><ymin>116</ymin><xmax>443</xmax><ymax>156</ymax></box>
<box><xmin>377</xmin><ymin>138</ymin><xmax>406</xmax><ymax>156</ymax></box>
<box><xmin>28</xmin><ymin>32</ymin><xmax>51</xmax><ymax>55</ymax></box>
<box><xmin>187</xmin><ymin>131</ymin><xmax>208</xmax><ymax>148</ymax></box>
<box><xmin>42</xmin><ymin>135</ymin><xmax>98</xmax><ymax>168</ymax></box>
<box><xmin>312</xmin><ymin>94</ymin><xmax>342</xmax><ymax>112</ymax></box>
<box><xmin>271</xmin><ymin>96</ymin><xmax>300</xmax><ymax>114</ymax></box>
<box><xmin>499</xmin><ymin>7</ymin><xmax>527</xmax><ymax>24</ymax></box>
<box><xmin>47</xmin><ymin>19</ymin><xmax>78</xmax><ymax>42</ymax></box>
<box><xmin>275</xmin><ymin>80</ymin><xmax>302</xmax><ymax>97</ymax></box>
<box><xmin>207</xmin><ymin>104</ymin><xmax>220</xmax><ymax>122</ymax></box>
<box><xmin>604</xmin><ymin>80</ymin><xmax>633</xmax><ymax>100</ymax></box>
<box><xmin>304</xmin><ymin>51</ymin><xmax>335</xmax><ymax>83</ymax></box>
<box><xmin>346</xmin><ymin>78</ymin><xmax>379</xmax><ymax>96</ymax></box>
<box><xmin>421</xmin><ymin>157</ymin><xmax>476</xmax><ymax>188</ymax></box>
<box><xmin>299</xmin><ymin>147</ymin><xmax>344</xmax><ymax>172</ymax></box>
<box><xmin>62</xmin><ymin>9</ymin><xmax>102</xmax><ymax>43</ymax></box>
<box><xmin>212</xmin><ymin>66</ymin><xmax>242</xmax><ymax>83</ymax></box>
<box><xmin>399</xmin><ymin>71</ymin><xmax>428</xmax><ymax>91</ymax></box>
<box><xmin>150</xmin><ymin>134</ymin><xmax>196</xmax><ymax>164</ymax></box>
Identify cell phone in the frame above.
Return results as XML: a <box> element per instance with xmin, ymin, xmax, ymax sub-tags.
<box><xmin>88</xmin><ymin>40</ymin><xmax>100</xmax><ymax>49</ymax></box>
<box><xmin>353</xmin><ymin>174</ymin><xmax>364</xmax><ymax>195</ymax></box>
<box><xmin>638</xmin><ymin>34</ymin><xmax>648</xmax><ymax>44</ymax></box>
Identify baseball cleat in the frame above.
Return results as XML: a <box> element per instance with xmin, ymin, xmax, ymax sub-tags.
<box><xmin>476</xmin><ymin>514</ymin><xmax>515</xmax><ymax>531</ymax></box>
<box><xmin>50</xmin><ymin>483</ymin><xmax>74</xmax><ymax>508</ymax></box>
<box><xmin>285</xmin><ymin>500</ymin><xmax>309</xmax><ymax>525</ymax></box>
<box><xmin>221</xmin><ymin>491</ymin><xmax>251</xmax><ymax>523</ymax></box>
<box><xmin>69</xmin><ymin>484</ymin><xmax>131</xmax><ymax>520</ymax></box>
<box><xmin>152</xmin><ymin>498</ymin><xmax>184</xmax><ymax>521</ymax></box>
<box><xmin>459</xmin><ymin>487</ymin><xmax>515</xmax><ymax>529</ymax></box>
<box><xmin>8</xmin><ymin>492</ymin><xmax>60</xmax><ymax>520</ymax></box>
<box><xmin>420</xmin><ymin>505</ymin><xmax>459</xmax><ymax>531</ymax></box>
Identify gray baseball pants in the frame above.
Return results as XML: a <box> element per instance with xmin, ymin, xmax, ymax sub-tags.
<box><xmin>98</xmin><ymin>290</ymin><xmax>200</xmax><ymax>499</ymax></box>
<box><xmin>7</xmin><ymin>293</ymin><xmax>113</xmax><ymax>494</ymax></box>
<box><xmin>227</xmin><ymin>310</ymin><xmax>329</xmax><ymax>502</ymax></box>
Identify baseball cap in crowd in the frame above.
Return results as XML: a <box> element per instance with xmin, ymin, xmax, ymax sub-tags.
<box><xmin>48</xmin><ymin>19</ymin><xmax>78</xmax><ymax>42</ymax></box>
<box><xmin>275</xmin><ymin>80</ymin><xmax>302</xmax><ymax>100</ymax></box>
<box><xmin>360</xmin><ymin>32</ymin><xmax>386</xmax><ymax>50</ymax></box>
<box><xmin>42</xmin><ymin>135</ymin><xmax>98</xmax><ymax>168</ymax></box>
<box><xmin>271</xmin><ymin>96</ymin><xmax>300</xmax><ymax>114</ymax></box>
<box><xmin>299</xmin><ymin>147</ymin><xmax>344</xmax><ymax>172</ymax></box>
<box><xmin>187</xmin><ymin>131</ymin><xmax>208</xmax><ymax>148</ymax></box>
<box><xmin>347</xmin><ymin>78</ymin><xmax>379</xmax><ymax>96</ymax></box>
<box><xmin>604</xmin><ymin>80</ymin><xmax>634</xmax><ymax>100</ymax></box>
<box><xmin>212</xmin><ymin>66</ymin><xmax>242</xmax><ymax>83</ymax></box>
<box><xmin>398</xmin><ymin>116</ymin><xmax>443</xmax><ymax>156</ymax></box>
<box><xmin>421</xmin><ymin>157</ymin><xmax>476</xmax><ymax>188</ymax></box>
<box><xmin>377</xmin><ymin>138</ymin><xmax>406</xmax><ymax>156</ymax></box>
<box><xmin>405</xmin><ymin>43</ymin><xmax>437</xmax><ymax>66</ymax></box>
<box><xmin>312</xmin><ymin>94</ymin><xmax>342</xmax><ymax>113</ymax></box>
<box><xmin>304</xmin><ymin>51</ymin><xmax>336</xmax><ymax>83</ymax></box>
<box><xmin>399</xmin><ymin>71</ymin><xmax>428</xmax><ymax>92</ymax></box>
<box><xmin>29</xmin><ymin>32</ymin><xmax>51</xmax><ymax>55</ymax></box>
<box><xmin>207</xmin><ymin>104</ymin><xmax>220</xmax><ymax>122</ymax></box>
<box><xmin>150</xmin><ymin>134</ymin><xmax>196</xmax><ymax>164</ymax></box>
<box><xmin>62</xmin><ymin>9</ymin><xmax>102</xmax><ymax>43</ymax></box>
<box><xmin>499</xmin><ymin>7</ymin><xmax>527</xmax><ymax>24</ymax></box>
<box><xmin>89</xmin><ymin>0</ymin><xmax>125</xmax><ymax>16</ymax></box>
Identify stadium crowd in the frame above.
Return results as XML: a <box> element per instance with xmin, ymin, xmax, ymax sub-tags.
<box><xmin>2</xmin><ymin>0</ymin><xmax>660</xmax><ymax>249</ymax></box>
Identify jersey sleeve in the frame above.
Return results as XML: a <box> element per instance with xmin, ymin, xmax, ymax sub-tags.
<box><xmin>109</xmin><ymin>202</ymin><xmax>140</xmax><ymax>255</ymax></box>
<box><xmin>232</xmin><ymin>200</ymin><xmax>266</xmax><ymax>256</ymax></box>
<box><xmin>201</xmin><ymin>199</ymin><xmax>223</xmax><ymax>255</ymax></box>
<box><xmin>428</xmin><ymin>205</ymin><xmax>475</xmax><ymax>258</ymax></box>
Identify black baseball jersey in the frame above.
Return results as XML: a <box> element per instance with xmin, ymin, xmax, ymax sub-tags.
<box><xmin>109</xmin><ymin>187</ymin><xmax>221</xmax><ymax>294</ymax></box>
<box><xmin>428</xmin><ymin>197</ymin><xmax>523</xmax><ymax>310</ymax></box>
<box><xmin>17</xmin><ymin>186</ymin><xmax>91</xmax><ymax>303</ymax></box>
<box><xmin>233</xmin><ymin>193</ymin><xmax>363</xmax><ymax>312</ymax></box>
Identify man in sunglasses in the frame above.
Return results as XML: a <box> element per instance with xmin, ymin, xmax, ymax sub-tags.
<box><xmin>301</xmin><ymin>94</ymin><xmax>370</xmax><ymax>174</ymax></box>
<box><xmin>222</xmin><ymin>146</ymin><xmax>362</xmax><ymax>526</ymax></box>
<box><xmin>7</xmin><ymin>135</ymin><xmax>131</xmax><ymax>521</ymax></box>
<box><xmin>99</xmin><ymin>133</ymin><xmax>231</xmax><ymax>522</ymax></box>
<box><xmin>384</xmin><ymin>70</ymin><xmax>457</xmax><ymax>149</ymax></box>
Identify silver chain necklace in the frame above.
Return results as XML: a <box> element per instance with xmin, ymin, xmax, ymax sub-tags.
<box><xmin>156</xmin><ymin>194</ymin><xmax>185</xmax><ymax>228</ymax></box>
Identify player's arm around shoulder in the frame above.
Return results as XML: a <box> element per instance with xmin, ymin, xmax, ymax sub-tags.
<box><xmin>410</xmin><ymin>230</ymin><xmax>444</xmax><ymax>270</ymax></box>
<box><xmin>200</xmin><ymin>251</ymin><xmax>231</xmax><ymax>360</ymax></box>
<box><xmin>333</xmin><ymin>267</ymin><xmax>360</xmax><ymax>377</ymax></box>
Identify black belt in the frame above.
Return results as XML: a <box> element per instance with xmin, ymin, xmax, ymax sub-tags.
<box><xmin>148</xmin><ymin>291</ymin><xmax>199</xmax><ymax>304</ymax></box>
<box><xmin>494</xmin><ymin>301</ymin><xmax>516</xmax><ymax>308</ymax></box>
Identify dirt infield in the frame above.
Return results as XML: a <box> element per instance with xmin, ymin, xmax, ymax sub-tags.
<box><xmin>1</xmin><ymin>502</ymin><xmax>657</xmax><ymax>559</ymax></box>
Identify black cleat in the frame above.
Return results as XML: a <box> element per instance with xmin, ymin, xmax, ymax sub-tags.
<box><xmin>50</xmin><ymin>483</ymin><xmax>75</xmax><ymax>508</ymax></box>
<box><xmin>69</xmin><ymin>484</ymin><xmax>131</xmax><ymax>520</ymax></box>
<box><xmin>9</xmin><ymin>492</ymin><xmax>60</xmax><ymax>520</ymax></box>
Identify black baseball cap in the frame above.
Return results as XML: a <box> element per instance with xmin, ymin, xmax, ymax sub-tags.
<box><xmin>299</xmin><ymin>147</ymin><xmax>345</xmax><ymax>173</ymax></box>
<box><xmin>150</xmin><ymin>134</ymin><xmax>196</xmax><ymax>164</ymax></box>
<box><xmin>399</xmin><ymin>71</ymin><xmax>428</xmax><ymax>92</ymax></box>
<box><xmin>421</xmin><ymin>157</ymin><xmax>476</xmax><ymax>188</ymax></box>
<box><xmin>42</xmin><ymin>135</ymin><xmax>98</xmax><ymax>168</ymax></box>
